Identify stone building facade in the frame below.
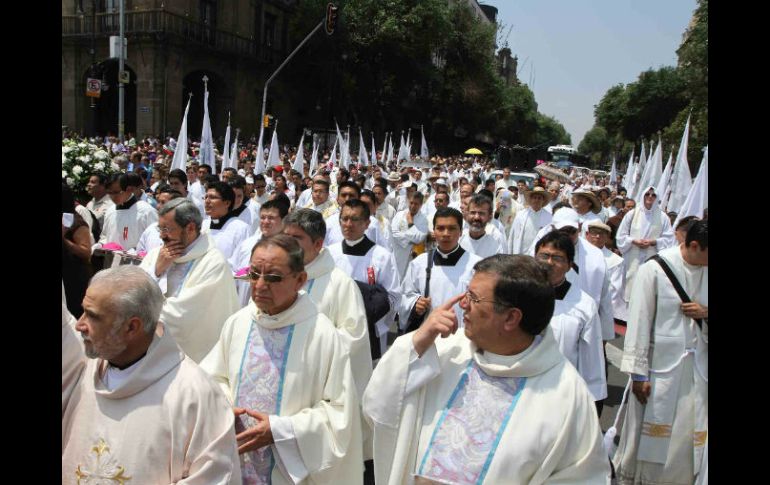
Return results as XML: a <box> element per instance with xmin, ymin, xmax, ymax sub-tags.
<box><xmin>62</xmin><ymin>0</ymin><xmax>298</xmax><ymax>140</ymax></box>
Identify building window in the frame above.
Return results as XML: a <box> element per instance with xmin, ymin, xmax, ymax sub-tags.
<box><xmin>200</xmin><ymin>0</ymin><xmax>217</xmax><ymax>45</ymax></box>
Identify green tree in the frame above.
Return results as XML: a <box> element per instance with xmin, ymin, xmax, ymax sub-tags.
<box><xmin>578</xmin><ymin>126</ymin><xmax>612</xmax><ymax>165</ymax></box>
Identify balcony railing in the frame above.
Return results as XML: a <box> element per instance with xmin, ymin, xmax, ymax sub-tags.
<box><xmin>63</xmin><ymin>9</ymin><xmax>281</xmax><ymax>61</ymax></box>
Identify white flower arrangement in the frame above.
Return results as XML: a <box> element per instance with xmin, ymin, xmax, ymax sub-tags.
<box><xmin>62</xmin><ymin>137</ymin><xmax>123</xmax><ymax>198</ymax></box>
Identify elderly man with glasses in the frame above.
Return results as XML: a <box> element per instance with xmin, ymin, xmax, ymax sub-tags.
<box><xmin>139</xmin><ymin>198</ymin><xmax>239</xmax><ymax>363</ymax></box>
<box><xmin>364</xmin><ymin>254</ymin><xmax>610</xmax><ymax>485</ymax></box>
<box><xmin>201</xmin><ymin>234</ymin><xmax>364</xmax><ymax>485</ymax></box>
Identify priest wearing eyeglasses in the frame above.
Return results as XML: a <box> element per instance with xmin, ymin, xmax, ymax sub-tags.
<box><xmin>139</xmin><ymin>198</ymin><xmax>239</xmax><ymax>363</ymax></box>
<box><xmin>201</xmin><ymin>234</ymin><xmax>364</xmax><ymax>485</ymax></box>
<box><xmin>363</xmin><ymin>254</ymin><xmax>610</xmax><ymax>485</ymax></box>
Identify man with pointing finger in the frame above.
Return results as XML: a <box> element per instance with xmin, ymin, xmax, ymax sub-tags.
<box><xmin>363</xmin><ymin>254</ymin><xmax>610</xmax><ymax>484</ymax></box>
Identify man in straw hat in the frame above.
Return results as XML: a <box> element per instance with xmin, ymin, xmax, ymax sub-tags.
<box><xmin>507</xmin><ymin>186</ymin><xmax>553</xmax><ymax>255</ymax></box>
<box><xmin>571</xmin><ymin>188</ymin><xmax>604</xmax><ymax>237</ymax></box>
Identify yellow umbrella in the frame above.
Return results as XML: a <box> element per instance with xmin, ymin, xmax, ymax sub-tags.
<box><xmin>464</xmin><ymin>148</ymin><xmax>483</xmax><ymax>155</ymax></box>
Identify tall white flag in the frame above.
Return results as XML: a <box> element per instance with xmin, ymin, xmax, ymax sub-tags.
<box><xmin>657</xmin><ymin>151</ymin><xmax>674</xmax><ymax>210</ymax></box>
<box><xmin>309</xmin><ymin>140</ymin><xmax>319</xmax><ymax>176</ymax></box>
<box><xmin>398</xmin><ymin>132</ymin><xmax>407</xmax><ymax>162</ymax></box>
<box><xmin>221</xmin><ymin>112</ymin><xmax>232</xmax><ymax>172</ymax></box>
<box><xmin>329</xmin><ymin>139</ymin><xmax>338</xmax><ymax>168</ymax></box>
<box><xmin>199</xmin><ymin>85</ymin><xmax>216</xmax><ymax>174</ymax></box>
<box><xmin>230</xmin><ymin>131</ymin><xmax>239</xmax><ymax>171</ymax></box>
<box><xmin>668</xmin><ymin>115</ymin><xmax>693</xmax><ymax>213</ymax></box>
<box><xmin>267</xmin><ymin>128</ymin><xmax>280</xmax><ymax>170</ymax></box>
<box><xmin>420</xmin><ymin>125</ymin><xmax>429</xmax><ymax>159</ymax></box>
<box><xmin>254</xmin><ymin>128</ymin><xmax>266</xmax><ymax>175</ymax></box>
<box><xmin>170</xmin><ymin>95</ymin><xmax>191</xmax><ymax>171</ymax></box>
<box><xmin>673</xmin><ymin>146</ymin><xmax>707</xmax><ymax>228</ymax></box>
<box><xmin>609</xmin><ymin>157</ymin><xmax>617</xmax><ymax>185</ymax></box>
<box><xmin>293</xmin><ymin>133</ymin><xmax>306</xmax><ymax>174</ymax></box>
<box><xmin>387</xmin><ymin>135</ymin><xmax>394</xmax><ymax>163</ymax></box>
<box><xmin>629</xmin><ymin>142</ymin><xmax>647</xmax><ymax>199</ymax></box>
<box><xmin>380</xmin><ymin>133</ymin><xmax>388</xmax><ymax>164</ymax></box>
<box><xmin>636</xmin><ymin>138</ymin><xmax>663</xmax><ymax>205</ymax></box>
<box><xmin>358</xmin><ymin>129</ymin><xmax>369</xmax><ymax>167</ymax></box>
<box><xmin>371</xmin><ymin>133</ymin><xmax>377</xmax><ymax>167</ymax></box>
<box><xmin>622</xmin><ymin>150</ymin><xmax>635</xmax><ymax>189</ymax></box>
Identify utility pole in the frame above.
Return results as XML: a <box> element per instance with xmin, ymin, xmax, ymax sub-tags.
<box><xmin>118</xmin><ymin>0</ymin><xmax>125</xmax><ymax>141</ymax></box>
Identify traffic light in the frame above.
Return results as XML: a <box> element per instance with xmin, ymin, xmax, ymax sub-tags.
<box><xmin>325</xmin><ymin>3</ymin><xmax>338</xmax><ymax>35</ymax></box>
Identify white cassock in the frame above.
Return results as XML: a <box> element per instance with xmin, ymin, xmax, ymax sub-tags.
<box><xmin>398</xmin><ymin>246</ymin><xmax>481</xmax><ymax>329</ymax></box>
<box><xmin>508</xmin><ymin>207</ymin><xmax>552</xmax><ymax>255</ymax></box>
<box><xmin>136</xmin><ymin>221</ymin><xmax>164</xmax><ymax>254</ymax></box>
<box><xmin>376</xmin><ymin>203</ymin><xmax>396</xmax><ymax>223</ymax></box>
<box><xmin>362</xmin><ymin>330</ymin><xmax>611</xmax><ymax>485</ymax></box>
<box><xmin>459</xmin><ymin>227</ymin><xmax>507</xmax><ymax>259</ymax></box>
<box><xmin>97</xmin><ymin>197</ymin><xmax>158</xmax><ymax>250</ymax></box>
<box><xmin>86</xmin><ymin>193</ymin><xmax>114</xmax><ymax>227</ymax></box>
<box><xmin>232</xmin><ymin>203</ymin><xmax>257</xmax><ymax>235</ymax></box>
<box><xmin>296</xmin><ymin>187</ymin><xmax>312</xmax><ymax>208</ymax></box>
<box><xmin>228</xmin><ymin>230</ymin><xmax>263</xmax><ymax>308</ymax></box>
<box><xmin>304</xmin><ymin>247</ymin><xmax>374</xmax><ymax>459</ymax></box>
<box><xmin>616</xmin><ymin>205</ymin><xmax>676</xmax><ymax>301</ymax></box>
<box><xmin>614</xmin><ymin>245</ymin><xmax>707</xmax><ymax>485</ymax></box>
<box><xmin>532</xmin><ymin>228</ymin><xmax>615</xmax><ymax>341</ymax></box>
<box><xmin>550</xmin><ymin>281</ymin><xmax>607</xmax><ymax>401</ymax></box>
<box><xmin>62</xmin><ymin>308</ymin><xmax>241</xmax><ymax>485</ymax></box>
<box><xmin>200</xmin><ymin>294</ymin><xmax>364</xmax><ymax>484</ymax></box>
<box><xmin>305</xmin><ymin>198</ymin><xmax>339</xmax><ymax>219</ymax></box>
<box><xmin>140</xmin><ymin>233</ymin><xmax>240</xmax><ymax>363</ymax></box>
<box><xmin>328</xmin><ymin>237</ymin><xmax>401</xmax><ymax>355</ymax></box>
<box><xmin>602</xmin><ymin>246</ymin><xmax>627</xmax><ymax>322</ymax></box>
<box><xmin>188</xmin><ymin>182</ymin><xmax>206</xmax><ymax>217</ymax></box>
<box><xmin>390</xmin><ymin>210</ymin><xmax>429</xmax><ymax>278</ymax></box>
<box><xmin>371</xmin><ymin>213</ymin><xmax>393</xmax><ymax>252</ymax></box>
<box><xmin>202</xmin><ymin>215</ymin><xmax>251</xmax><ymax>262</ymax></box>
<box><xmin>245</xmin><ymin>198</ymin><xmax>262</xmax><ymax>234</ymax></box>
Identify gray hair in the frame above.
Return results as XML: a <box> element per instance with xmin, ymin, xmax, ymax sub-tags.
<box><xmin>159</xmin><ymin>198</ymin><xmax>202</xmax><ymax>232</ymax></box>
<box><xmin>283</xmin><ymin>208</ymin><xmax>327</xmax><ymax>242</ymax></box>
<box><xmin>90</xmin><ymin>266</ymin><xmax>164</xmax><ymax>335</ymax></box>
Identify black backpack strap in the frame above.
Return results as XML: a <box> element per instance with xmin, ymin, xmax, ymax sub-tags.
<box><xmin>650</xmin><ymin>255</ymin><xmax>703</xmax><ymax>329</ymax></box>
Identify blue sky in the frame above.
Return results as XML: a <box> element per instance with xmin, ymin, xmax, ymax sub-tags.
<box><xmin>481</xmin><ymin>0</ymin><xmax>697</xmax><ymax>146</ymax></box>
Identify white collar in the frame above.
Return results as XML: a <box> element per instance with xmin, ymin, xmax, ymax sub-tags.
<box><xmin>437</xmin><ymin>244</ymin><xmax>461</xmax><ymax>259</ymax></box>
<box><xmin>344</xmin><ymin>236</ymin><xmax>365</xmax><ymax>246</ymax></box>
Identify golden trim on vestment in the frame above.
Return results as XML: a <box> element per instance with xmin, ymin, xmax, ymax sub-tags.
<box><xmin>694</xmin><ymin>431</ymin><xmax>707</xmax><ymax>447</ymax></box>
<box><xmin>641</xmin><ymin>422</ymin><xmax>672</xmax><ymax>438</ymax></box>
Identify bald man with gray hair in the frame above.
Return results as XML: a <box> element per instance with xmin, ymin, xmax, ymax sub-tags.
<box><xmin>62</xmin><ymin>266</ymin><xmax>241</xmax><ymax>485</ymax></box>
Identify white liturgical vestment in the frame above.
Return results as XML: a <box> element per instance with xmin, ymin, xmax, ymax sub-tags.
<box><xmin>363</xmin><ymin>329</ymin><xmax>610</xmax><ymax>485</ymax></box>
<box><xmin>550</xmin><ymin>281</ymin><xmax>607</xmax><ymax>401</ymax></box>
<box><xmin>459</xmin><ymin>227</ymin><xmax>507</xmax><ymax>259</ymax></box>
<box><xmin>140</xmin><ymin>233</ymin><xmax>239</xmax><ymax>363</ymax></box>
<box><xmin>62</xmin><ymin>310</ymin><xmax>241</xmax><ymax>485</ymax></box>
<box><xmin>390</xmin><ymin>209</ymin><xmax>429</xmax><ymax>278</ymax></box>
<box><xmin>200</xmin><ymin>294</ymin><xmax>364</xmax><ymax>485</ymax></box>
<box><xmin>614</xmin><ymin>245</ymin><xmax>707</xmax><ymax>485</ymax></box>
<box><xmin>98</xmin><ymin>196</ymin><xmax>158</xmax><ymax>250</ymax></box>
<box><xmin>202</xmin><ymin>214</ymin><xmax>251</xmax><ymax>262</ymax></box>
<box><xmin>508</xmin><ymin>207</ymin><xmax>552</xmax><ymax>255</ymax></box>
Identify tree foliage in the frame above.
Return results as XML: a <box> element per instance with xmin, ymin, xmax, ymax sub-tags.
<box><xmin>281</xmin><ymin>0</ymin><xmax>568</xmax><ymax>154</ymax></box>
<box><xmin>582</xmin><ymin>0</ymin><xmax>707</xmax><ymax>170</ymax></box>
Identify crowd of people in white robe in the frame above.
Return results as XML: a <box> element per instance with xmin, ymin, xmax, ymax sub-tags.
<box><xmin>62</xmin><ymin>138</ymin><xmax>707</xmax><ymax>485</ymax></box>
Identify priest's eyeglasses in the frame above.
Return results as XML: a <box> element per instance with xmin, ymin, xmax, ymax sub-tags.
<box><xmin>463</xmin><ymin>291</ymin><xmax>513</xmax><ymax>308</ymax></box>
<box><xmin>247</xmin><ymin>271</ymin><xmax>290</xmax><ymax>284</ymax></box>
<box><xmin>536</xmin><ymin>252</ymin><xmax>568</xmax><ymax>265</ymax></box>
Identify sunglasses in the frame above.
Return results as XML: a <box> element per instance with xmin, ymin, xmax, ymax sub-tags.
<box><xmin>245</xmin><ymin>271</ymin><xmax>293</xmax><ymax>283</ymax></box>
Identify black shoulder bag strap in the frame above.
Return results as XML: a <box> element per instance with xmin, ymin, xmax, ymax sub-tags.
<box><xmin>650</xmin><ymin>255</ymin><xmax>703</xmax><ymax>329</ymax></box>
<box><xmin>424</xmin><ymin>250</ymin><xmax>435</xmax><ymax>297</ymax></box>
